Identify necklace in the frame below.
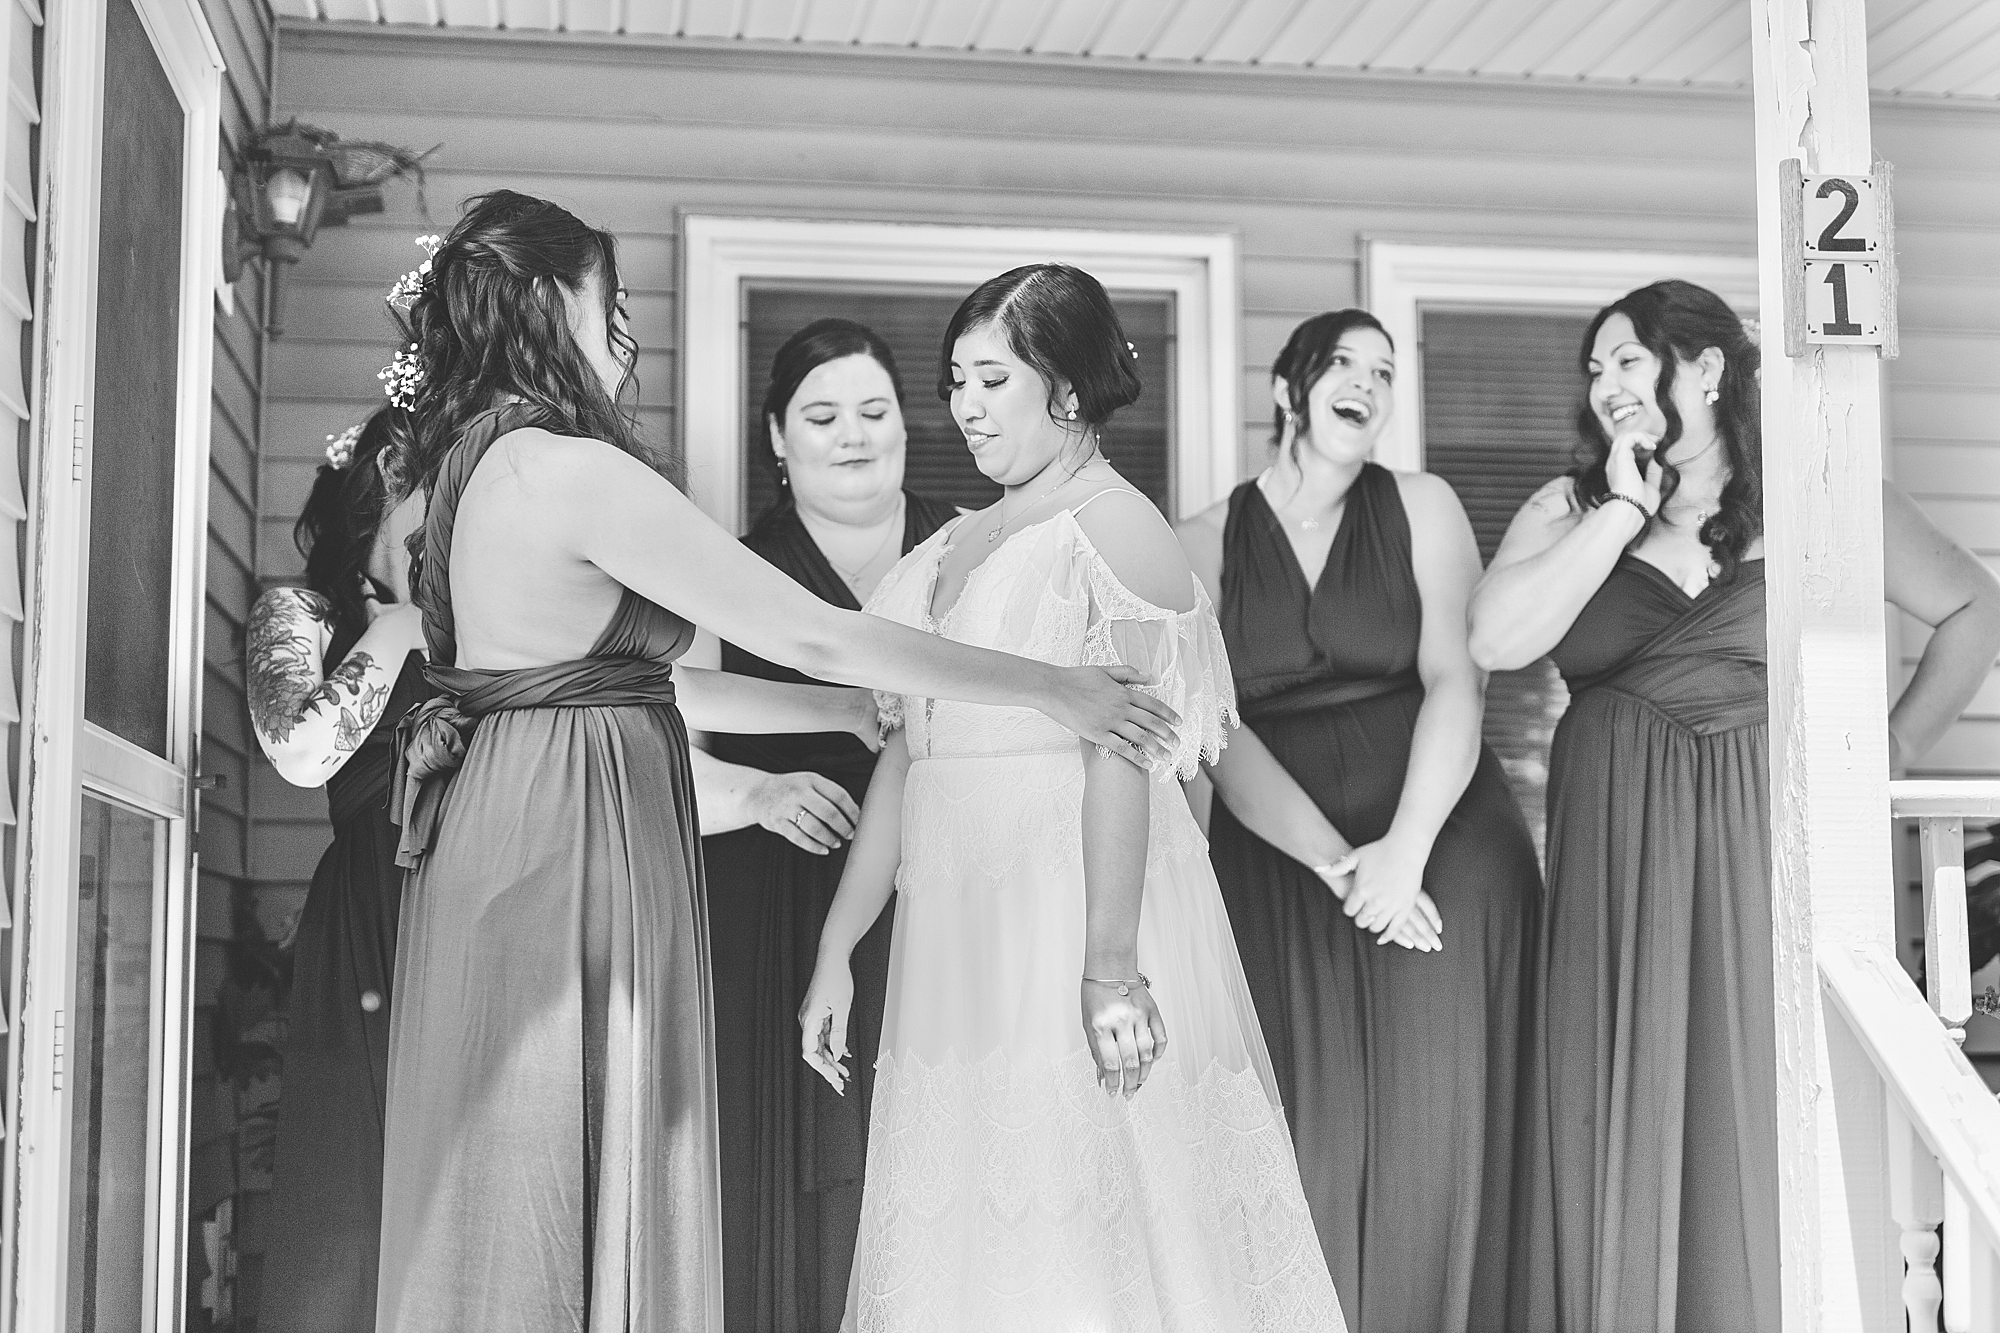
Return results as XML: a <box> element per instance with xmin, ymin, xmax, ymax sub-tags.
<box><xmin>807</xmin><ymin>496</ymin><xmax>904</xmax><ymax>592</ymax></box>
<box><xmin>944</xmin><ymin>453</ymin><xmax>1101</xmax><ymax>556</ymax></box>
<box><xmin>1259</xmin><ymin>468</ymin><xmax>1342</xmax><ymax>532</ymax></box>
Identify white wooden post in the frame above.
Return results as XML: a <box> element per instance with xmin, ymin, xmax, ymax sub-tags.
<box><xmin>1886</xmin><ymin>1095</ymin><xmax>1945</xmax><ymax>1332</ymax></box>
<box><xmin>1751</xmin><ymin>1</ymin><xmax>1901</xmax><ymax>1329</ymax></box>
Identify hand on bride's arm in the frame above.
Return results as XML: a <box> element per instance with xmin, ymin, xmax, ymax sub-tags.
<box><xmin>749</xmin><ymin>771</ymin><xmax>859</xmax><ymax>854</ymax></box>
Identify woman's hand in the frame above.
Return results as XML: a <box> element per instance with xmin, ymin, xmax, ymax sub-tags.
<box><xmin>361</xmin><ymin>585</ymin><xmax>426</xmax><ymax>655</ymax></box>
<box><xmin>1606</xmin><ymin>425</ymin><xmax>1664</xmax><ymax>513</ymax></box>
<box><xmin>1045</xmin><ymin>665</ymin><xmax>1180</xmax><ymax>768</ymax></box>
<box><xmin>749</xmin><ymin>771</ymin><xmax>860</xmax><ymax>854</ymax></box>
<box><xmin>846</xmin><ymin>687</ymin><xmax>884</xmax><ymax>754</ymax></box>
<box><xmin>1081</xmin><ymin>978</ymin><xmax>1169</xmax><ymax>1099</ymax></box>
<box><xmin>799</xmin><ymin>956</ymin><xmax>856</xmax><ymax>1094</ymax></box>
<box><xmin>1322</xmin><ymin>840</ymin><xmax>1443</xmax><ymax>951</ymax></box>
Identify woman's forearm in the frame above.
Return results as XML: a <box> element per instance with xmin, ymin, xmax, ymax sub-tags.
<box><xmin>1469</xmin><ymin>505</ymin><xmax>1640</xmax><ymax>670</ymax></box>
<box><xmin>802</xmin><ymin>607</ymin><xmax>1065</xmax><ymax>715</ymax></box>
<box><xmin>1385</xmin><ymin>671</ymin><xmax>1484</xmax><ymax>856</ymax></box>
<box><xmin>1080</xmin><ymin>744</ymin><xmax>1151</xmax><ymax>975</ymax></box>
<box><xmin>674</xmin><ymin>666</ymin><xmax>866</xmax><ymax>737</ymax></box>
<box><xmin>1203</xmin><ymin>725</ymin><xmax>1353</xmax><ymax>869</ymax></box>
<box><xmin>688</xmin><ymin>746</ymin><xmax>764</xmax><ymax>835</ymax></box>
<box><xmin>1893</xmin><ymin>605</ymin><xmax>2000</xmax><ymax>767</ymax></box>
<box><xmin>816</xmin><ymin>736</ymin><xmax>910</xmax><ymax>963</ymax></box>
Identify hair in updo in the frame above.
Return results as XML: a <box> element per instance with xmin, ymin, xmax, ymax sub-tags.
<box><xmin>295</xmin><ymin>407</ymin><xmax>400</xmax><ymax>642</ymax></box>
<box><xmin>1572</xmin><ymin>279</ymin><xmax>1762</xmax><ymax>583</ymax></box>
<box><xmin>1270</xmin><ymin>310</ymin><xmax>1394</xmax><ymax>449</ymax></box>
<box><xmin>759</xmin><ymin>318</ymin><xmax>906</xmax><ymax>497</ymax></box>
<box><xmin>936</xmin><ymin>264</ymin><xmax>1141</xmax><ymax>432</ymax></box>
<box><xmin>391</xmin><ymin>189</ymin><xmax>667</xmax><ymax>499</ymax></box>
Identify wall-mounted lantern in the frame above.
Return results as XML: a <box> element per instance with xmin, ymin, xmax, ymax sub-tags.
<box><xmin>224</xmin><ymin>121</ymin><xmax>435</xmax><ymax>335</ymax></box>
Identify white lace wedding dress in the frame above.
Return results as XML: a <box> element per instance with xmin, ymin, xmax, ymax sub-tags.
<box><xmin>848</xmin><ymin>503</ymin><xmax>1348</xmax><ymax>1333</ymax></box>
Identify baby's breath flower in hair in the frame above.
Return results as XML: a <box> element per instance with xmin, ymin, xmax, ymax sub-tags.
<box><xmin>324</xmin><ymin>421</ymin><xmax>364</xmax><ymax>470</ymax></box>
<box><xmin>379</xmin><ymin>343</ymin><xmax>425</xmax><ymax>410</ymax></box>
<box><xmin>386</xmin><ymin>233</ymin><xmax>445</xmax><ymax>312</ymax></box>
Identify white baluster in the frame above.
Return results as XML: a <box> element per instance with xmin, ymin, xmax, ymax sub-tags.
<box><xmin>1922</xmin><ymin>814</ymin><xmax>1973</xmax><ymax>1044</ymax></box>
<box><xmin>1890</xmin><ymin>1097</ymin><xmax>1946</xmax><ymax>1332</ymax></box>
<box><xmin>1948</xmin><ymin>1183</ymin><xmax>1971</xmax><ymax>1333</ymax></box>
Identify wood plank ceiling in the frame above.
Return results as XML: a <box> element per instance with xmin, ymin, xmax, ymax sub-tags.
<box><xmin>277</xmin><ymin>0</ymin><xmax>2000</xmax><ymax>101</ymax></box>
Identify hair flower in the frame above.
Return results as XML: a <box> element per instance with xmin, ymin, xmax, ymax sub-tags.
<box><xmin>324</xmin><ymin>421</ymin><xmax>364</xmax><ymax>470</ymax></box>
<box><xmin>387</xmin><ymin>234</ymin><xmax>446</xmax><ymax>312</ymax></box>
<box><xmin>379</xmin><ymin>342</ymin><xmax>425</xmax><ymax>410</ymax></box>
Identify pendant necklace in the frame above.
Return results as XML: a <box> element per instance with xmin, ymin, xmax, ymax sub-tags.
<box><xmin>943</xmin><ymin>450</ymin><xmax>1099</xmax><ymax>556</ymax></box>
<box><xmin>811</xmin><ymin>496</ymin><xmax>904</xmax><ymax>593</ymax></box>
<box><xmin>1259</xmin><ymin>468</ymin><xmax>1339</xmax><ymax>532</ymax></box>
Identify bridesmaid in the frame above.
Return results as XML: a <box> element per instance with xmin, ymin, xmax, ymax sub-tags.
<box><xmin>372</xmin><ymin>190</ymin><xmax>1178</xmax><ymax>1333</ymax></box>
<box><xmin>1177</xmin><ymin>310</ymin><xmax>1542</xmax><ymax>1333</ymax></box>
<box><xmin>247</xmin><ymin>408</ymin><xmax>427</xmax><ymax>1333</ymax></box>
<box><xmin>1473</xmin><ymin>279</ymin><xmax>2000</xmax><ymax>1332</ymax></box>
<box><xmin>695</xmin><ymin>319</ymin><xmax>953</xmax><ymax>1331</ymax></box>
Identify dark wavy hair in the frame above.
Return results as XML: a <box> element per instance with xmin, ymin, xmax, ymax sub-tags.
<box><xmin>936</xmin><ymin>263</ymin><xmax>1141</xmax><ymax>432</ymax></box>
<box><xmin>295</xmin><ymin>408</ymin><xmax>399</xmax><ymax>642</ymax></box>
<box><xmin>1270</xmin><ymin>309</ymin><xmax>1394</xmax><ymax>452</ymax></box>
<box><xmin>758</xmin><ymin>317</ymin><xmax>905</xmax><ymax>502</ymax></box>
<box><xmin>391</xmin><ymin>189</ymin><xmax>664</xmax><ymax>499</ymax></box>
<box><xmin>1573</xmin><ymin>279</ymin><xmax>1762</xmax><ymax>582</ymax></box>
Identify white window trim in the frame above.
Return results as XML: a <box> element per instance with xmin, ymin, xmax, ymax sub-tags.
<box><xmin>1360</xmin><ymin>240</ymin><xmax>1762</xmax><ymax>471</ymax></box>
<box><xmin>678</xmin><ymin>214</ymin><xmax>1241</xmax><ymax>528</ymax></box>
<box><xmin>11</xmin><ymin>0</ymin><xmax>223</xmax><ymax>1323</ymax></box>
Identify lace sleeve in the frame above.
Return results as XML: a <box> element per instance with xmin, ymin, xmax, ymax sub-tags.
<box><xmin>1078</xmin><ymin>549</ymin><xmax>1239</xmax><ymax>781</ymax></box>
<box><xmin>861</xmin><ymin>524</ymin><xmax>955</xmax><ymax>736</ymax></box>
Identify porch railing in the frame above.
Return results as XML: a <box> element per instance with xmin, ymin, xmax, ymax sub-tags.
<box><xmin>1826</xmin><ymin>780</ymin><xmax>2000</xmax><ymax>1332</ymax></box>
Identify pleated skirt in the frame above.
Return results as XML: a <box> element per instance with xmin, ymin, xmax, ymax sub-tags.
<box><xmin>704</xmin><ymin>820</ymin><xmax>892</xmax><ymax>1333</ymax></box>
<box><xmin>1511</xmin><ymin>687</ymin><xmax>1779</xmax><ymax>1332</ymax></box>
<box><xmin>259</xmin><ymin>796</ymin><xmax>401</xmax><ymax>1333</ymax></box>
<box><xmin>375</xmin><ymin>702</ymin><xmax>722</xmax><ymax>1333</ymax></box>
<box><xmin>1208</xmin><ymin>688</ymin><xmax>1542</xmax><ymax>1333</ymax></box>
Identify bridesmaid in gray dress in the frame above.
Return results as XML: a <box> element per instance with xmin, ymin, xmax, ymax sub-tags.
<box><xmin>371</xmin><ymin>190</ymin><xmax>1182</xmax><ymax>1333</ymax></box>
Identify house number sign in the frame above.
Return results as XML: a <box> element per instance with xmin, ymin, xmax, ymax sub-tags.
<box><xmin>1780</xmin><ymin>159</ymin><xmax>1899</xmax><ymax>358</ymax></box>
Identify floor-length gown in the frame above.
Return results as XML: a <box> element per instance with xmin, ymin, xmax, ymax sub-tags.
<box><xmin>704</xmin><ymin>492</ymin><xmax>953</xmax><ymax>1332</ymax></box>
<box><xmin>1205</xmin><ymin>466</ymin><xmax>1542</xmax><ymax>1333</ymax></box>
<box><xmin>850</xmin><ymin>499</ymin><xmax>1347</xmax><ymax>1332</ymax></box>
<box><xmin>258</xmin><ymin>647</ymin><xmax>428</xmax><ymax>1333</ymax></box>
<box><xmin>1513</xmin><ymin>555</ymin><xmax>1777</xmax><ymax>1332</ymax></box>
<box><xmin>375</xmin><ymin>404</ymin><xmax>722</xmax><ymax>1333</ymax></box>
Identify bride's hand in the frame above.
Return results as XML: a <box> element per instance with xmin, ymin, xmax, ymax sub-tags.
<box><xmin>1081</xmin><ymin>977</ymin><xmax>1169</xmax><ymax>1099</ymax></box>
<box><xmin>1044</xmin><ymin>665</ymin><xmax>1180</xmax><ymax>769</ymax></box>
<box><xmin>798</xmin><ymin>958</ymin><xmax>855</xmax><ymax>1095</ymax></box>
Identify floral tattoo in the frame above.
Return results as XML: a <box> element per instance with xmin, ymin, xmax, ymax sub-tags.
<box><xmin>247</xmin><ymin>591</ymin><xmax>334</xmax><ymax>745</ymax></box>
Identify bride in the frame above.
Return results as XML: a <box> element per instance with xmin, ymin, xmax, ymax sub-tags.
<box><xmin>799</xmin><ymin>264</ymin><xmax>1347</xmax><ymax>1331</ymax></box>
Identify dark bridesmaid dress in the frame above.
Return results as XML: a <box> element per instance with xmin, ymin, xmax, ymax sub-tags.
<box><xmin>1514</xmin><ymin>554</ymin><xmax>1777</xmax><ymax>1333</ymax></box>
<box><xmin>375</xmin><ymin>404</ymin><xmax>722</xmax><ymax>1332</ymax></box>
<box><xmin>1207</xmin><ymin>464</ymin><xmax>1542</xmax><ymax>1333</ymax></box>
<box><xmin>258</xmin><ymin>645</ymin><xmax>429</xmax><ymax>1333</ymax></box>
<box><xmin>703</xmin><ymin>492</ymin><xmax>953</xmax><ymax>1333</ymax></box>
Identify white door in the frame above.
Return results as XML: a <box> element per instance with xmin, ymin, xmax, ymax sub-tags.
<box><xmin>11</xmin><ymin>0</ymin><xmax>221</xmax><ymax>1326</ymax></box>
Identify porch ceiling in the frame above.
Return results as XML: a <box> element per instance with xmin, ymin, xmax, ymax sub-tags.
<box><xmin>275</xmin><ymin>0</ymin><xmax>2000</xmax><ymax>101</ymax></box>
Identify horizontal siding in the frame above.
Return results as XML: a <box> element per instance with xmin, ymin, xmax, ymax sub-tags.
<box><xmin>274</xmin><ymin>28</ymin><xmax>1999</xmax><ymax>779</ymax></box>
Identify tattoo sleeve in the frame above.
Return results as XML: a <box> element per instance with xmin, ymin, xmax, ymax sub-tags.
<box><xmin>247</xmin><ymin>591</ymin><xmax>333</xmax><ymax>745</ymax></box>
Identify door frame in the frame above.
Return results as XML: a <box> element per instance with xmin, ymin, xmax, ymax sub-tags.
<box><xmin>10</xmin><ymin>0</ymin><xmax>222</xmax><ymax>1323</ymax></box>
<box><xmin>1360</xmin><ymin>240</ymin><xmax>1762</xmax><ymax>470</ymax></box>
<box><xmin>679</xmin><ymin>213</ymin><xmax>1241</xmax><ymax>529</ymax></box>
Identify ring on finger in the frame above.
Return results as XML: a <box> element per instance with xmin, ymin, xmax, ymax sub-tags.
<box><xmin>792</xmin><ymin>810</ymin><xmax>808</xmax><ymax>827</ymax></box>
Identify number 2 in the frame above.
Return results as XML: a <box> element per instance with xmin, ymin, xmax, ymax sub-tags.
<box><xmin>1821</xmin><ymin>265</ymin><xmax>1864</xmax><ymax>336</ymax></box>
<box><xmin>1815</xmin><ymin>178</ymin><xmax>1867</xmax><ymax>252</ymax></box>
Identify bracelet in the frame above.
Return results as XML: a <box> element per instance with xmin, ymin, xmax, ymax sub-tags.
<box><xmin>1082</xmin><ymin>972</ymin><xmax>1151</xmax><ymax>996</ymax></box>
<box><xmin>1604</xmin><ymin>492</ymin><xmax>1655</xmax><ymax>521</ymax></box>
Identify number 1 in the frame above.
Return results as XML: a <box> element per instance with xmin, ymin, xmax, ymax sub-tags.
<box><xmin>1821</xmin><ymin>265</ymin><xmax>1864</xmax><ymax>337</ymax></box>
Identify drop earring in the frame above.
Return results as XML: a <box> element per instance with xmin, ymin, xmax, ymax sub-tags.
<box><xmin>1703</xmin><ymin>387</ymin><xmax>1720</xmax><ymax>405</ymax></box>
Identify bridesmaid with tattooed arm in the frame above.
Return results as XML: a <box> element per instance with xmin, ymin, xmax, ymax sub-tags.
<box><xmin>247</xmin><ymin>408</ymin><xmax>430</xmax><ymax>1333</ymax></box>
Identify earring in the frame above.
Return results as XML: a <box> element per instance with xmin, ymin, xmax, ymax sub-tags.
<box><xmin>1066</xmin><ymin>408</ymin><xmax>1078</xmax><ymax>421</ymax></box>
<box><xmin>775</xmin><ymin>455</ymin><xmax>789</xmax><ymax>487</ymax></box>
<box><xmin>1704</xmin><ymin>387</ymin><xmax>1720</xmax><ymax>405</ymax></box>
<box><xmin>1283</xmin><ymin>409</ymin><xmax>1297</xmax><ymax>427</ymax></box>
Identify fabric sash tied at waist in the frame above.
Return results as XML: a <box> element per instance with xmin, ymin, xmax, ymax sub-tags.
<box><xmin>390</xmin><ymin>655</ymin><xmax>679</xmax><ymax>869</ymax></box>
<box><xmin>1239</xmin><ymin>670</ymin><xmax>1419</xmax><ymax>725</ymax></box>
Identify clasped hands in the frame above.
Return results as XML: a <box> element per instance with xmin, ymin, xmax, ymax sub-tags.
<box><xmin>1315</xmin><ymin>836</ymin><xmax>1444</xmax><ymax>952</ymax></box>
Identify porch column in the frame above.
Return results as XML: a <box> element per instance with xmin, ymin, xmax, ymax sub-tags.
<box><xmin>1750</xmin><ymin>1</ymin><xmax>1900</xmax><ymax>1330</ymax></box>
